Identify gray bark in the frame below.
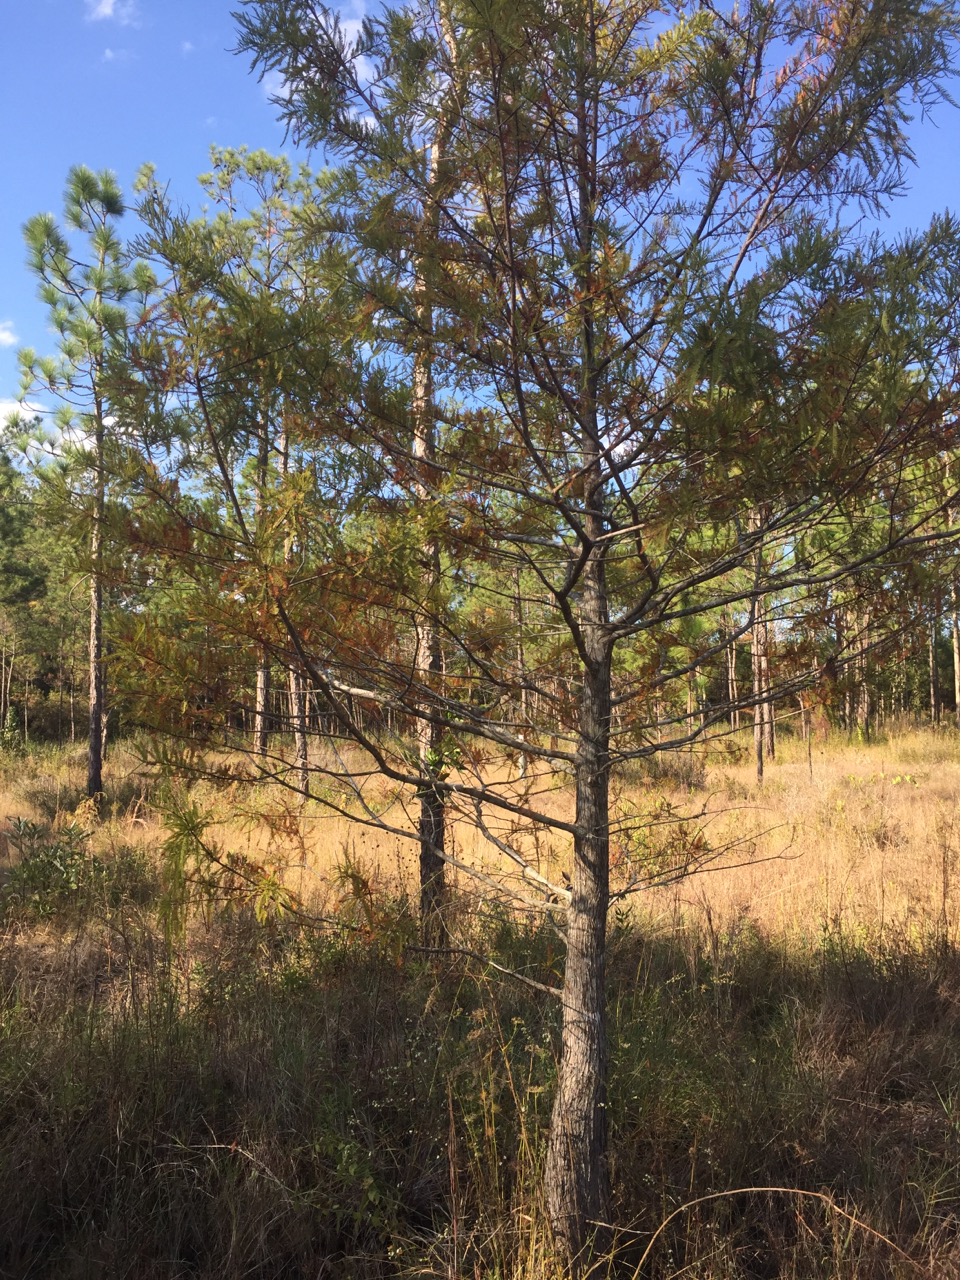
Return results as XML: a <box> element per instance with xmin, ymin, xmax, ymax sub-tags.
<box><xmin>87</xmin><ymin>421</ymin><xmax>105</xmax><ymax>801</ymax></box>
<box><xmin>288</xmin><ymin>665</ymin><xmax>309</xmax><ymax>799</ymax></box>
<box><xmin>751</xmin><ymin>604</ymin><xmax>765</xmax><ymax>786</ymax></box>
<box><xmin>544</xmin><ymin>39</ymin><xmax>611</xmax><ymax>1263</ymax></box>
<box><xmin>412</xmin><ymin>139</ymin><xmax>447</xmax><ymax>948</ymax></box>
<box><xmin>254</xmin><ymin>654</ymin><xmax>271</xmax><ymax>756</ymax></box>
<box><xmin>761</xmin><ymin>617</ymin><xmax>775</xmax><ymax>760</ymax></box>
<box><xmin>545</xmin><ymin>645</ymin><xmax>611</xmax><ymax>1266</ymax></box>
<box><xmin>929</xmin><ymin>618</ymin><xmax>941</xmax><ymax>725</ymax></box>
<box><xmin>726</xmin><ymin>620</ymin><xmax>739</xmax><ymax>731</ymax></box>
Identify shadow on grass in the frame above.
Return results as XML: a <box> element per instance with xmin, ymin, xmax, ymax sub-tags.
<box><xmin>0</xmin><ymin>875</ymin><xmax>955</xmax><ymax>1279</ymax></box>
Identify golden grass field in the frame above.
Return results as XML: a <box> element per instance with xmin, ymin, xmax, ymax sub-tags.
<box><xmin>0</xmin><ymin>726</ymin><xmax>956</xmax><ymax>1280</ymax></box>
<box><xmin>2</xmin><ymin>724</ymin><xmax>957</xmax><ymax>945</ymax></box>
<box><xmin>224</xmin><ymin>726</ymin><xmax>960</xmax><ymax>946</ymax></box>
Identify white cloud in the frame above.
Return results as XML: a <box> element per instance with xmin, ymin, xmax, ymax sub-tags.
<box><xmin>0</xmin><ymin>399</ymin><xmax>47</xmax><ymax>426</ymax></box>
<box><xmin>0</xmin><ymin>322</ymin><xmax>17</xmax><ymax>349</ymax></box>
<box><xmin>181</xmin><ymin>40</ymin><xmax>194</xmax><ymax>54</ymax></box>
<box><xmin>261</xmin><ymin>69</ymin><xmax>292</xmax><ymax>102</ymax></box>
<box><xmin>85</xmin><ymin>0</ymin><xmax>138</xmax><ymax>26</ymax></box>
<box><xmin>338</xmin><ymin>13</ymin><xmax>374</xmax><ymax>84</ymax></box>
<box><xmin>257</xmin><ymin>7</ymin><xmax>370</xmax><ymax>104</ymax></box>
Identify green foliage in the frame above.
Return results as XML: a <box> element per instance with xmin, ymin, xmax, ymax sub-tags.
<box><xmin>0</xmin><ymin>815</ymin><xmax>156</xmax><ymax>919</ymax></box>
<box><xmin>2</xmin><ymin>8</ymin><xmax>958</xmax><ymax>1266</ymax></box>
<box><xmin>0</xmin><ymin>451</ymin><xmax>45</xmax><ymax>610</ymax></box>
<box><xmin>159</xmin><ymin>786</ymin><xmax>298</xmax><ymax>943</ymax></box>
<box><xmin>0</xmin><ymin>707</ymin><xmax>22</xmax><ymax>755</ymax></box>
<box><xmin>2</xmin><ymin>818</ymin><xmax>104</xmax><ymax>916</ymax></box>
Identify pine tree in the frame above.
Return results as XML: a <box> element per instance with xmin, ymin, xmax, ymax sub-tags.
<box><xmin>17</xmin><ymin>167</ymin><xmax>153</xmax><ymax>801</ymax></box>
<box><xmin>233</xmin><ymin>0</ymin><xmax>957</xmax><ymax>1264</ymax></box>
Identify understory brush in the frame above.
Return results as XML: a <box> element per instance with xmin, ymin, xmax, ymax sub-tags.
<box><xmin>0</xmin><ymin>852</ymin><xmax>954</xmax><ymax>1278</ymax></box>
<box><xmin>0</xmin><ymin>735</ymin><xmax>955</xmax><ymax>1278</ymax></box>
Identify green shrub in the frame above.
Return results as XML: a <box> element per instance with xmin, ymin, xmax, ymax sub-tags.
<box><xmin>1</xmin><ymin>818</ymin><xmax>155</xmax><ymax>918</ymax></box>
<box><xmin>0</xmin><ymin>707</ymin><xmax>22</xmax><ymax>755</ymax></box>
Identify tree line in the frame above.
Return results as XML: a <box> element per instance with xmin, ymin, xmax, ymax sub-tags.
<box><xmin>3</xmin><ymin>0</ymin><xmax>958</xmax><ymax>1267</ymax></box>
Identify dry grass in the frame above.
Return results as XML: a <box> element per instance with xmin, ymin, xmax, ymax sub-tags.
<box><xmin>0</xmin><ymin>727</ymin><xmax>955</xmax><ymax>1279</ymax></box>
<box><xmin>1</xmin><ymin>724</ymin><xmax>955</xmax><ymax>955</ymax></box>
<box><xmin>188</xmin><ymin>725</ymin><xmax>959</xmax><ymax>947</ymax></box>
<box><xmin>643</xmin><ymin>727</ymin><xmax>959</xmax><ymax>943</ymax></box>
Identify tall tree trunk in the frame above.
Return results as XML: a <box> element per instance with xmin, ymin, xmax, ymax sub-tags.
<box><xmin>761</xmin><ymin>617</ymin><xmax>775</xmax><ymax>760</ymax></box>
<box><xmin>57</xmin><ymin>637</ymin><xmax>64</xmax><ymax>746</ymax></box>
<box><xmin>749</xmin><ymin>512</ymin><xmax>767</xmax><ymax>784</ymax></box>
<box><xmin>752</xmin><ymin>617</ymin><xmax>764</xmax><ymax>786</ymax></box>
<box><xmin>515</xmin><ymin>565</ymin><xmax>528</xmax><ymax>779</ymax></box>
<box><xmin>6</xmin><ymin>640</ymin><xmax>16</xmax><ymax>731</ymax></box>
<box><xmin>929</xmin><ymin>617</ymin><xmax>941</xmax><ymax>725</ymax></box>
<box><xmin>851</xmin><ymin>611</ymin><xmax>869</xmax><ymax>739</ymax></box>
<box><xmin>687</xmin><ymin>671</ymin><xmax>695</xmax><ymax>728</ymax></box>
<box><xmin>545</xmin><ymin>36</ymin><xmax>611</xmax><ymax>1266</ymax></box>
<box><xmin>725</xmin><ymin>618</ymin><xmax>739</xmax><ymax>731</ymax></box>
<box><xmin>88</xmin><ymin>421</ymin><xmax>105</xmax><ymax>801</ymax></box>
<box><xmin>545</xmin><ymin>521</ymin><xmax>611</xmax><ymax>1268</ymax></box>
<box><xmin>254</xmin><ymin>653</ymin><xmax>271</xmax><ymax>756</ymax></box>
<box><xmin>252</xmin><ymin>421</ymin><xmax>273</xmax><ymax>758</ymax></box>
<box><xmin>276</xmin><ymin>426</ymin><xmax>310</xmax><ymax>798</ymax></box>
<box><xmin>288</xmin><ymin>665</ymin><xmax>309</xmax><ymax>798</ymax></box>
<box><xmin>412</xmin><ymin>139</ymin><xmax>447</xmax><ymax>948</ymax></box>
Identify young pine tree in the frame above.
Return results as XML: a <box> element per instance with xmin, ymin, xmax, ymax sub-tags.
<box><xmin>17</xmin><ymin>167</ymin><xmax>153</xmax><ymax>800</ymax></box>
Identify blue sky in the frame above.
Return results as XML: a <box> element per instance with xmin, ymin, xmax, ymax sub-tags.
<box><xmin>1</xmin><ymin>0</ymin><xmax>957</xmax><ymax>421</ymax></box>
<box><xmin>0</xmin><ymin>0</ymin><xmax>333</xmax><ymax>418</ymax></box>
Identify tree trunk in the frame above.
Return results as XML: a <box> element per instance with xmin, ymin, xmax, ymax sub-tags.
<box><xmin>545</xmin><ymin>556</ymin><xmax>611</xmax><ymax>1269</ymax></box>
<box><xmin>761</xmin><ymin>617</ymin><xmax>775</xmax><ymax>760</ymax></box>
<box><xmin>853</xmin><ymin>612</ymin><xmax>870</xmax><ymax>739</ymax></box>
<box><xmin>254</xmin><ymin>653</ymin><xmax>271</xmax><ymax>755</ymax></box>
<box><xmin>752</xmin><ymin>607</ymin><xmax>764</xmax><ymax>786</ymax></box>
<box><xmin>411</xmin><ymin>130</ymin><xmax>449</xmax><ymax>949</ymax></box>
<box><xmin>515</xmin><ymin>566</ymin><xmax>528</xmax><ymax>779</ymax></box>
<box><xmin>726</xmin><ymin>621</ymin><xmax>739</xmax><ymax>731</ymax></box>
<box><xmin>88</xmin><ymin>423</ymin><xmax>105</xmax><ymax>801</ymax></box>
<box><xmin>253</xmin><ymin>413</ymin><xmax>273</xmax><ymax>758</ymax></box>
<box><xmin>929</xmin><ymin>618</ymin><xmax>941</xmax><ymax>725</ymax></box>
<box><xmin>280</xmin><ymin>432</ymin><xmax>309</xmax><ymax>798</ymax></box>
<box><xmin>545</xmin><ymin>41</ymin><xmax>611</xmax><ymax>1263</ymax></box>
<box><xmin>856</xmin><ymin>654</ymin><xmax>871</xmax><ymax>738</ymax></box>
<box><xmin>57</xmin><ymin>638</ymin><xmax>64</xmax><ymax>746</ymax></box>
<box><xmin>6</xmin><ymin>641</ymin><xmax>16</xmax><ymax>732</ymax></box>
<box><xmin>287</xmin><ymin>665</ymin><xmax>309</xmax><ymax>799</ymax></box>
<box><xmin>749</xmin><ymin>512</ymin><xmax>767</xmax><ymax>784</ymax></box>
<box><xmin>413</xmin><ymin>550</ymin><xmax>446</xmax><ymax>945</ymax></box>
